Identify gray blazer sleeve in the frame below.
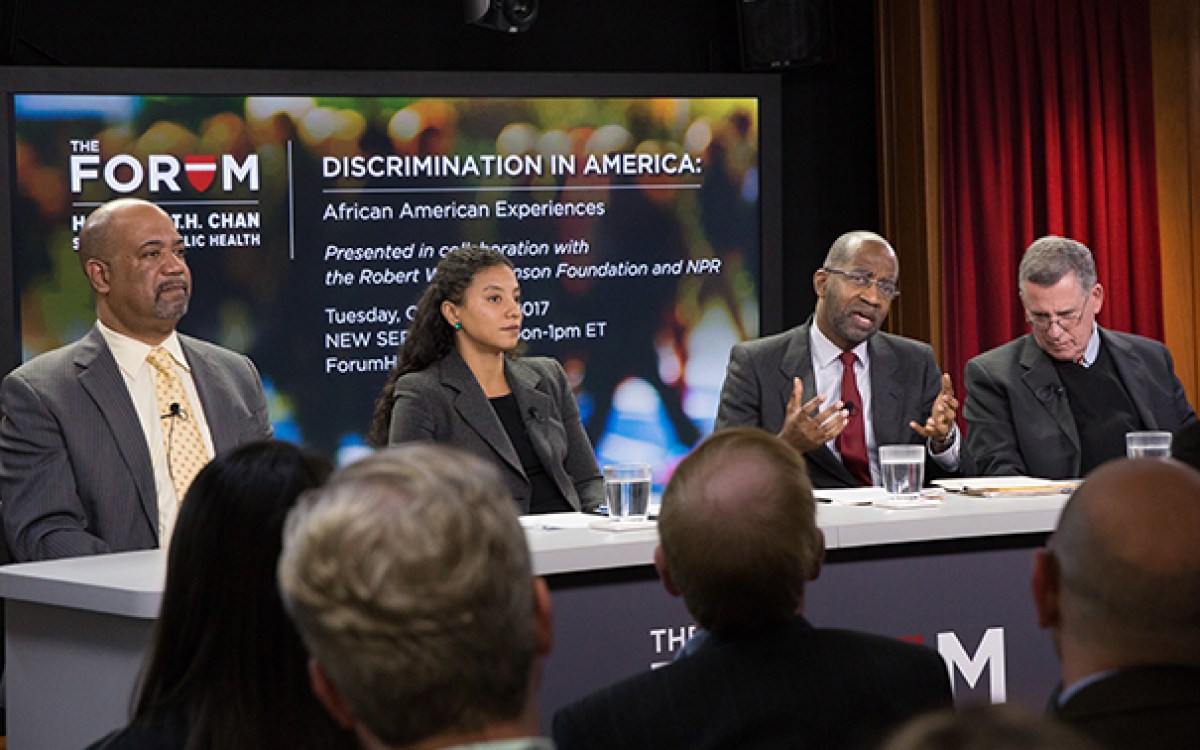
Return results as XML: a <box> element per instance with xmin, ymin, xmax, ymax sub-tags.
<box><xmin>1</xmin><ymin>368</ymin><xmax>113</xmax><ymax>560</ymax></box>
<box><xmin>1147</xmin><ymin>342</ymin><xmax>1197</xmax><ymax>431</ymax></box>
<box><xmin>963</xmin><ymin>354</ymin><xmax>1026</xmax><ymax>476</ymax></box>
<box><xmin>183</xmin><ymin>336</ymin><xmax>273</xmax><ymax>452</ymax></box>
<box><xmin>710</xmin><ymin>343</ymin><xmax>768</xmax><ymax>429</ymax></box>
<box><xmin>537</xmin><ymin>358</ymin><xmax>604</xmax><ymax>512</ymax></box>
<box><xmin>388</xmin><ymin>371</ymin><xmax>440</xmax><ymax>444</ymax></box>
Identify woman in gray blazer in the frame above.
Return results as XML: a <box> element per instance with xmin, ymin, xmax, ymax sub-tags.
<box><xmin>367</xmin><ymin>246</ymin><xmax>603</xmax><ymax>514</ymax></box>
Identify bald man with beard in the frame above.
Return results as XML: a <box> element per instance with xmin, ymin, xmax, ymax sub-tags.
<box><xmin>1032</xmin><ymin>458</ymin><xmax>1200</xmax><ymax>749</ymax></box>
<box><xmin>0</xmin><ymin>198</ymin><xmax>271</xmax><ymax>560</ymax></box>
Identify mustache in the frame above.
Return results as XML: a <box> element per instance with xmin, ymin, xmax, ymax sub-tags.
<box><xmin>846</xmin><ymin>305</ymin><xmax>879</xmax><ymax>322</ymax></box>
<box><xmin>155</xmin><ymin>280</ymin><xmax>189</xmax><ymax>296</ymax></box>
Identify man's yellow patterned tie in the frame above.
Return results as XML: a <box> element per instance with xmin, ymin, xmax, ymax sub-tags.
<box><xmin>146</xmin><ymin>347</ymin><xmax>209</xmax><ymax>504</ymax></box>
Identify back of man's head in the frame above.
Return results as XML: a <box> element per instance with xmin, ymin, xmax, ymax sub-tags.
<box><xmin>658</xmin><ymin>428</ymin><xmax>822</xmax><ymax>636</ymax></box>
<box><xmin>1045</xmin><ymin>458</ymin><xmax>1200</xmax><ymax>669</ymax></box>
<box><xmin>278</xmin><ymin>444</ymin><xmax>540</xmax><ymax>748</ymax></box>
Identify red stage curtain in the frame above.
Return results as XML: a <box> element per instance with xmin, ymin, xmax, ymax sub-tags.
<box><xmin>939</xmin><ymin>0</ymin><xmax>1162</xmax><ymax>392</ymax></box>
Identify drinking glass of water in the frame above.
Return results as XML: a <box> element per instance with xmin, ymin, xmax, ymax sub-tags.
<box><xmin>603</xmin><ymin>463</ymin><xmax>652</xmax><ymax>522</ymax></box>
<box><xmin>879</xmin><ymin>445</ymin><xmax>925</xmax><ymax>503</ymax></box>
<box><xmin>1125</xmin><ymin>431</ymin><xmax>1172</xmax><ymax>459</ymax></box>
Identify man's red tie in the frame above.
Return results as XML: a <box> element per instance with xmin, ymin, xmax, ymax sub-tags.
<box><xmin>836</xmin><ymin>350</ymin><xmax>872</xmax><ymax>486</ymax></box>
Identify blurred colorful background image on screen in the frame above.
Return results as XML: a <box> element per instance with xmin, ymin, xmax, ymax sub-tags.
<box><xmin>9</xmin><ymin>87</ymin><xmax>763</xmax><ymax>489</ymax></box>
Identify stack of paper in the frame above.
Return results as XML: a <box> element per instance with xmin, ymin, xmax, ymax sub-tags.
<box><xmin>932</xmin><ymin>477</ymin><xmax>1080</xmax><ymax>497</ymax></box>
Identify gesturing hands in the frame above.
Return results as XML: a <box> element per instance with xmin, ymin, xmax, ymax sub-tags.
<box><xmin>779</xmin><ymin>377</ymin><xmax>849</xmax><ymax>453</ymax></box>
<box><xmin>909</xmin><ymin>373</ymin><xmax>958</xmax><ymax>452</ymax></box>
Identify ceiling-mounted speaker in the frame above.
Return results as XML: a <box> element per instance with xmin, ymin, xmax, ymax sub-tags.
<box><xmin>465</xmin><ymin>0</ymin><xmax>539</xmax><ymax>33</ymax></box>
<box><xmin>738</xmin><ymin>0</ymin><xmax>835</xmax><ymax>71</ymax></box>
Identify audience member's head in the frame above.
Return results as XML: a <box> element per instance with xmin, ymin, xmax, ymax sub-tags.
<box><xmin>881</xmin><ymin>704</ymin><xmax>1102</xmax><ymax>750</ymax></box>
<box><xmin>655</xmin><ymin>427</ymin><xmax>823</xmax><ymax>636</ymax></box>
<box><xmin>1171</xmin><ymin>421</ymin><xmax>1200</xmax><ymax>471</ymax></box>
<box><xmin>1031</xmin><ymin>458</ymin><xmax>1200</xmax><ymax>685</ymax></box>
<box><xmin>128</xmin><ymin>440</ymin><xmax>353</xmax><ymax>750</ymax></box>
<box><xmin>278</xmin><ymin>444</ymin><xmax>552</xmax><ymax>750</ymax></box>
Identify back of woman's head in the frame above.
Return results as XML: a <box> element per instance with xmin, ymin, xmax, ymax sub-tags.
<box><xmin>367</xmin><ymin>245</ymin><xmax>513</xmax><ymax>446</ymax></box>
<box><xmin>136</xmin><ymin>440</ymin><xmax>353</xmax><ymax>750</ymax></box>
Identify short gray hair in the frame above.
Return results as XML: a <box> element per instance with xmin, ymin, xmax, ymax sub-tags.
<box><xmin>278</xmin><ymin>444</ymin><xmax>535</xmax><ymax>747</ymax></box>
<box><xmin>1018</xmin><ymin>235</ymin><xmax>1097</xmax><ymax>291</ymax></box>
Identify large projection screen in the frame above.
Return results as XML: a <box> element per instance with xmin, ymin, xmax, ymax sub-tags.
<box><xmin>1</xmin><ymin>67</ymin><xmax>781</xmax><ymax>485</ymax></box>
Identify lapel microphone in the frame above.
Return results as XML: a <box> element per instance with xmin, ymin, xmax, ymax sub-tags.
<box><xmin>843</xmin><ymin>399</ymin><xmax>858</xmax><ymax>416</ymax></box>
<box><xmin>160</xmin><ymin>402</ymin><xmax>182</xmax><ymax>481</ymax></box>
<box><xmin>1036</xmin><ymin>385</ymin><xmax>1065</xmax><ymax>402</ymax></box>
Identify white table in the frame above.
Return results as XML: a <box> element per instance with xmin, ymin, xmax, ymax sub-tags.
<box><xmin>528</xmin><ymin>489</ymin><xmax>1068</xmax><ymax>570</ymax></box>
<box><xmin>0</xmin><ymin>490</ymin><xmax>1068</xmax><ymax>749</ymax></box>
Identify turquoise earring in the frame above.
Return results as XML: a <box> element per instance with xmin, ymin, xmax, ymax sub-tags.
<box><xmin>454</xmin><ymin>322</ymin><xmax>462</xmax><ymax>330</ymax></box>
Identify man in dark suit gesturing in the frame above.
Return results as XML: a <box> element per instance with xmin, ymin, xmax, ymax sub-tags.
<box><xmin>965</xmin><ymin>235</ymin><xmax>1194</xmax><ymax>479</ymax></box>
<box><xmin>715</xmin><ymin>231</ymin><xmax>960</xmax><ymax>488</ymax></box>
<box><xmin>552</xmin><ymin>428</ymin><xmax>953</xmax><ymax>750</ymax></box>
<box><xmin>1</xmin><ymin>198</ymin><xmax>272</xmax><ymax>561</ymax></box>
<box><xmin>1033</xmin><ymin>458</ymin><xmax>1200</xmax><ymax>749</ymax></box>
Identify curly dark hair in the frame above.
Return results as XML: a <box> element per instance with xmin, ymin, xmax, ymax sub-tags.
<box><xmin>366</xmin><ymin>246</ymin><xmax>513</xmax><ymax>446</ymax></box>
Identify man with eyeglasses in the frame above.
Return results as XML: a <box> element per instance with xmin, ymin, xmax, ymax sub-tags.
<box><xmin>964</xmin><ymin>235</ymin><xmax>1195</xmax><ymax>479</ymax></box>
<box><xmin>715</xmin><ymin>230</ymin><xmax>961</xmax><ymax>488</ymax></box>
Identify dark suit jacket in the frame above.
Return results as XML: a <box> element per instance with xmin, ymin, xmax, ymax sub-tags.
<box><xmin>0</xmin><ymin>326</ymin><xmax>273</xmax><ymax>561</ymax></box>
<box><xmin>1051</xmin><ymin>665</ymin><xmax>1200</xmax><ymax>750</ymax></box>
<box><xmin>552</xmin><ymin>615</ymin><xmax>953</xmax><ymax>750</ymax></box>
<box><xmin>715</xmin><ymin>321</ymin><xmax>953</xmax><ymax>488</ymax></box>
<box><xmin>964</xmin><ymin>329</ymin><xmax>1196</xmax><ymax>479</ymax></box>
<box><xmin>389</xmin><ymin>350</ymin><xmax>603</xmax><ymax>513</ymax></box>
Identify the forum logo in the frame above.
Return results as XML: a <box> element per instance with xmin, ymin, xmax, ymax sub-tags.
<box><xmin>70</xmin><ymin>153</ymin><xmax>260</xmax><ymax>194</ymax></box>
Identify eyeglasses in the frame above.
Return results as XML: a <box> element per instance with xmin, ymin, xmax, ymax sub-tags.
<box><xmin>821</xmin><ymin>268</ymin><xmax>900</xmax><ymax>300</ymax></box>
<box><xmin>1026</xmin><ymin>299</ymin><xmax>1089</xmax><ymax>332</ymax></box>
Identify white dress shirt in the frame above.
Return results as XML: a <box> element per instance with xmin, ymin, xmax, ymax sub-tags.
<box><xmin>96</xmin><ymin>321</ymin><xmax>215</xmax><ymax>544</ymax></box>
<box><xmin>809</xmin><ymin>325</ymin><xmax>958</xmax><ymax>484</ymax></box>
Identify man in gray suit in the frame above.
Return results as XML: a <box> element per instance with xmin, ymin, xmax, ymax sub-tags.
<box><xmin>715</xmin><ymin>230</ymin><xmax>960</xmax><ymax>488</ymax></box>
<box><xmin>965</xmin><ymin>236</ymin><xmax>1194</xmax><ymax>479</ymax></box>
<box><xmin>0</xmin><ymin>198</ymin><xmax>272</xmax><ymax>561</ymax></box>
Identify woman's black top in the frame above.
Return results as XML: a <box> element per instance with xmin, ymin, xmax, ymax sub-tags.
<box><xmin>490</xmin><ymin>393</ymin><xmax>573</xmax><ymax>514</ymax></box>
